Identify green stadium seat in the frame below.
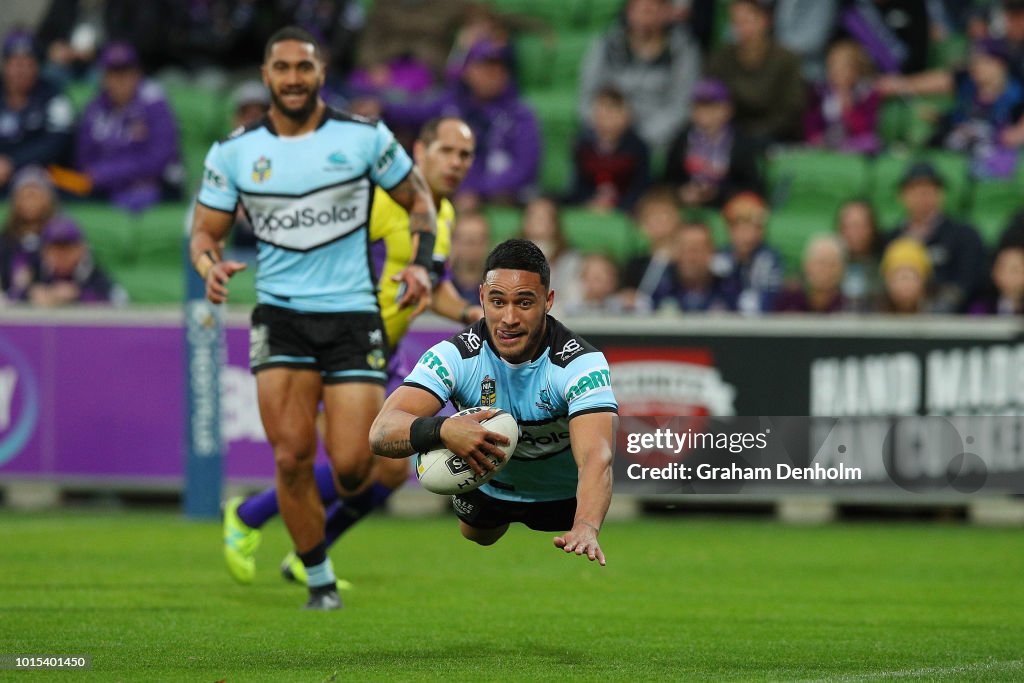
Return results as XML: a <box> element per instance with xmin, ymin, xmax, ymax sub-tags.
<box><xmin>66</xmin><ymin>81</ymin><xmax>98</xmax><ymax>113</ymax></box>
<box><xmin>65</xmin><ymin>203</ymin><xmax>141</xmax><ymax>265</ymax></box>
<box><xmin>879</xmin><ymin>99</ymin><xmax>909</xmax><ymax>148</ymax></box>
<box><xmin>162</xmin><ymin>81</ymin><xmax>227</xmax><ymax>189</ymax></box>
<box><xmin>869</xmin><ymin>151</ymin><xmax>971</xmax><ymax>228</ymax></box>
<box><xmin>548</xmin><ymin>32</ymin><xmax>595</xmax><ymax>92</ymax></box>
<box><xmin>971</xmin><ymin>178</ymin><xmax>1021</xmax><ymax>244</ymax></box>
<box><xmin>524</xmin><ymin>90</ymin><xmax>579</xmax><ymax>194</ymax></box>
<box><xmin>483</xmin><ymin>206</ymin><xmax>523</xmax><ymax>245</ymax></box>
<box><xmin>485</xmin><ymin>0</ymin><xmax>586</xmax><ymax>30</ymax></box>
<box><xmin>515</xmin><ymin>33</ymin><xmax>554</xmax><ymax>91</ymax></box>
<box><xmin>766</xmin><ymin>148</ymin><xmax>870</xmax><ymax>215</ymax></box>
<box><xmin>928</xmin><ymin>32</ymin><xmax>968</xmax><ymax>70</ymax></box>
<box><xmin>561</xmin><ymin>208</ymin><xmax>637</xmax><ymax>264</ymax></box>
<box><xmin>138</xmin><ymin>203</ymin><xmax>191</xmax><ymax>266</ymax></box>
<box><xmin>581</xmin><ymin>0</ymin><xmax>622</xmax><ymax>30</ymax></box>
<box><xmin>767</xmin><ymin>207</ymin><xmax>833</xmax><ymax>275</ymax></box>
<box><xmin>106</xmin><ymin>262</ymin><xmax>183</xmax><ymax>304</ymax></box>
<box><xmin>904</xmin><ymin>94</ymin><xmax>952</xmax><ymax>149</ymax></box>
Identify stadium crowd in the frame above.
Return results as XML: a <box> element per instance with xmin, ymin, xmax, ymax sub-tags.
<box><xmin>2</xmin><ymin>0</ymin><xmax>1024</xmax><ymax>316</ymax></box>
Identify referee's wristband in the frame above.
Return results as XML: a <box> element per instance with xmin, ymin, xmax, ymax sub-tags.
<box><xmin>412</xmin><ymin>231</ymin><xmax>436</xmax><ymax>270</ymax></box>
<box><xmin>410</xmin><ymin>415</ymin><xmax>448</xmax><ymax>453</ymax></box>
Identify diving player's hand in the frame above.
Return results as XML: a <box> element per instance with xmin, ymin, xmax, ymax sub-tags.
<box><xmin>394</xmin><ymin>263</ymin><xmax>432</xmax><ymax>317</ymax></box>
<box><xmin>439</xmin><ymin>409</ymin><xmax>510</xmax><ymax>477</ymax></box>
<box><xmin>205</xmin><ymin>260</ymin><xmax>247</xmax><ymax>304</ymax></box>
<box><xmin>554</xmin><ymin>522</ymin><xmax>606</xmax><ymax>566</ymax></box>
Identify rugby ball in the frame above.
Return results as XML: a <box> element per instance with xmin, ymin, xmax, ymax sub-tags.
<box><xmin>414</xmin><ymin>408</ymin><xmax>519</xmax><ymax>495</ymax></box>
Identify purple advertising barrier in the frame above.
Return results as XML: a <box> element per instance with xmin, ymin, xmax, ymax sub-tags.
<box><xmin>0</xmin><ymin>311</ymin><xmax>456</xmax><ymax>487</ymax></box>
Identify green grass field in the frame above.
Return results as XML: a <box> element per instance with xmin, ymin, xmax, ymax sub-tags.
<box><xmin>2</xmin><ymin>511</ymin><xmax>1023</xmax><ymax>681</ymax></box>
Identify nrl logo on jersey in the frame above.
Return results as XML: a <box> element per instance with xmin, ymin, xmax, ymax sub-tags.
<box><xmin>251</xmin><ymin>155</ymin><xmax>272</xmax><ymax>183</ymax></box>
<box><xmin>480</xmin><ymin>375</ymin><xmax>496</xmax><ymax>406</ymax></box>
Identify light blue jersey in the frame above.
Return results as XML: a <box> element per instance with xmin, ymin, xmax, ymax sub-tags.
<box><xmin>197</xmin><ymin>109</ymin><xmax>413</xmax><ymax>313</ymax></box>
<box><xmin>404</xmin><ymin>316</ymin><xmax>618</xmax><ymax>502</ymax></box>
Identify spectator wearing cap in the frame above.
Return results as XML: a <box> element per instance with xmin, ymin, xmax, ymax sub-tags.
<box><xmin>804</xmin><ymin>40</ymin><xmax>882</xmax><ymax>154</ymax></box>
<box><xmin>876</xmin><ymin>237</ymin><xmax>936</xmax><ymax>314</ymax></box>
<box><xmin>707</xmin><ymin>0</ymin><xmax>806</xmax><ymax>146</ymax></box>
<box><xmin>385</xmin><ymin>40</ymin><xmax>540</xmax><ymax>208</ymax></box>
<box><xmin>578</xmin><ymin>0</ymin><xmax>700</xmax><ymax>151</ymax></box>
<box><xmin>0</xmin><ymin>28</ymin><xmax>74</xmax><ymax>194</ymax></box>
<box><xmin>887</xmin><ymin>161</ymin><xmax>987</xmax><ymax>312</ymax></box>
<box><xmin>0</xmin><ymin>166</ymin><xmax>58</xmax><ymax>301</ymax></box>
<box><xmin>25</xmin><ymin>215</ymin><xmax>124</xmax><ymax>307</ymax></box>
<box><xmin>877</xmin><ymin>40</ymin><xmax>1024</xmax><ymax>178</ymax></box>
<box><xmin>663</xmin><ymin>78</ymin><xmax>762</xmax><ymax>210</ymax></box>
<box><xmin>67</xmin><ymin>42</ymin><xmax>183</xmax><ymax>211</ymax></box>
<box><xmin>565</xmin><ymin>85</ymin><xmax>651</xmax><ymax>213</ymax></box>
<box><xmin>230</xmin><ymin>80</ymin><xmax>269</xmax><ymax>130</ymax></box>
<box><xmin>712</xmin><ymin>191</ymin><xmax>784</xmax><ymax>314</ymax></box>
<box><xmin>222</xmin><ymin>80</ymin><xmax>270</xmax><ymax>256</ymax></box>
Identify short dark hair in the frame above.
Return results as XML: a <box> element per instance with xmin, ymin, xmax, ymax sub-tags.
<box><xmin>418</xmin><ymin>116</ymin><xmax>468</xmax><ymax>146</ymax></box>
<box><xmin>264</xmin><ymin>26</ymin><xmax>322</xmax><ymax>62</ymax></box>
<box><xmin>593</xmin><ymin>85</ymin><xmax>627</xmax><ymax>109</ymax></box>
<box><xmin>484</xmin><ymin>239</ymin><xmax>550</xmax><ymax>288</ymax></box>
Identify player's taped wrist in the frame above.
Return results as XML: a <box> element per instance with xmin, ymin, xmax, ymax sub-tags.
<box><xmin>196</xmin><ymin>249</ymin><xmax>220</xmax><ymax>280</ymax></box>
<box><xmin>412</xmin><ymin>231</ymin><xmax>436</xmax><ymax>271</ymax></box>
<box><xmin>410</xmin><ymin>416</ymin><xmax>448</xmax><ymax>453</ymax></box>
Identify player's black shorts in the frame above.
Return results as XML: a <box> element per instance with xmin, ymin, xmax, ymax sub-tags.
<box><xmin>452</xmin><ymin>488</ymin><xmax>577</xmax><ymax>532</ymax></box>
<box><xmin>249</xmin><ymin>304</ymin><xmax>388</xmax><ymax>385</ymax></box>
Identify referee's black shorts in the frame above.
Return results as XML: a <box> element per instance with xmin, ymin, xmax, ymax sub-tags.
<box><xmin>248</xmin><ymin>304</ymin><xmax>388</xmax><ymax>385</ymax></box>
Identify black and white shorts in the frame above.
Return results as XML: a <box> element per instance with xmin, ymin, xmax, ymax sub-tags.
<box><xmin>452</xmin><ymin>488</ymin><xmax>577</xmax><ymax>532</ymax></box>
<box><xmin>249</xmin><ymin>304</ymin><xmax>388</xmax><ymax>385</ymax></box>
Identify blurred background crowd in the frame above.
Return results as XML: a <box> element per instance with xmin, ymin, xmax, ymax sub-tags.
<box><xmin>2</xmin><ymin>0</ymin><xmax>1024</xmax><ymax>318</ymax></box>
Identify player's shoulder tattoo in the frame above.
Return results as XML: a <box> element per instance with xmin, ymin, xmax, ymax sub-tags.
<box><xmin>545</xmin><ymin>317</ymin><xmax>599</xmax><ymax>368</ymax></box>
<box><xmin>446</xmin><ymin>319</ymin><xmax>487</xmax><ymax>360</ymax></box>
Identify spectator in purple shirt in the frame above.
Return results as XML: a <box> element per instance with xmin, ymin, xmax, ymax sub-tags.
<box><xmin>0</xmin><ymin>166</ymin><xmax>57</xmax><ymax>301</ymax></box>
<box><xmin>26</xmin><ymin>215</ymin><xmax>125</xmax><ymax>306</ymax></box>
<box><xmin>0</xmin><ymin>29</ymin><xmax>74</xmax><ymax>194</ymax></box>
<box><xmin>385</xmin><ymin>40</ymin><xmax>540</xmax><ymax>209</ymax></box>
<box><xmin>71</xmin><ymin>42</ymin><xmax>183</xmax><ymax>211</ymax></box>
<box><xmin>804</xmin><ymin>40</ymin><xmax>882</xmax><ymax>154</ymax></box>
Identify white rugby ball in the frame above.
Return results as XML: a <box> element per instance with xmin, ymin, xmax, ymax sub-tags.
<box><xmin>414</xmin><ymin>407</ymin><xmax>519</xmax><ymax>495</ymax></box>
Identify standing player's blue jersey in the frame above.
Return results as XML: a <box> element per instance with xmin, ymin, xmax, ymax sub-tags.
<box><xmin>403</xmin><ymin>317</ymin><xmax>618</xmax><ymax>502</ymax></box>
<box><xmin>196</xmin><ymin>109</ymin><xmax>413</xmax><ymax>313</ymax></box>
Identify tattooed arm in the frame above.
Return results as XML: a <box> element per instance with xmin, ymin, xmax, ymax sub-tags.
<box><xmin>370</xmin><ymin>385</ymin><xmax>444</xmax><ymax>458</ymax></box>
<box><xmin>369</xmin><ymin>385</ymin><xmax>507</xmax><ymax>474</ymax></box>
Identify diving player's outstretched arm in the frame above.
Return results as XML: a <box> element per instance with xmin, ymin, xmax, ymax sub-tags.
<box><xmin>555</xmin><ymin>411</ymin><xmax>615</xmax><ymax>566</ymax></box>
<box><xmin>387</xmin><ymin>166</ymin><xmax>437</xmax><ymax>316</ymax></box>
<box><xmin>370</xmin><ymin>385</ymin><xmax>509</xmax><ymax>476</ymax></box>
<box><xmin>190</xmin><ymin>203</ymin><xmax>247</xmax><ymax>305</ymax></box>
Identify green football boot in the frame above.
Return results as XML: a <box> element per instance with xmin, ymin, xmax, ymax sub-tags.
<box><xmin>223</xmin><ymin>496</ymin><xmax>261</xmax><ymax>584</ymax></box>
